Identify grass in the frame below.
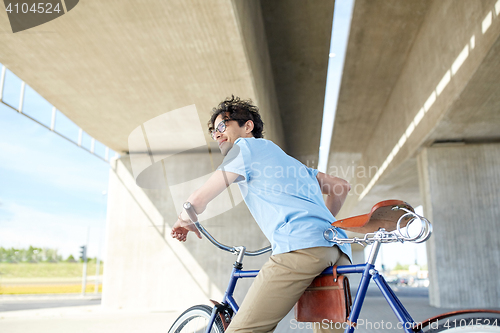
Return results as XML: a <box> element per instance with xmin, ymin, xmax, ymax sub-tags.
<box><xmin>0</xmin><ymin>284</ymin><xmax>102</xmax><ymax>295</ymax></box>
<box><xmin>0</xmin><ymin>262</ymin><xmax>104</xmax><ymax>278</ymax></box>
<box><xmin>0</xmin><ymin>263</ymin><xmax>104</xmax><ymax>294</ymax></box>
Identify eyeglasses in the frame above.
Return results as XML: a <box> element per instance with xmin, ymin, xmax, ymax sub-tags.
<box><xmin>211</xmin><ymin>119</ymin><xmax>229</xmax><ymax>140</ymax></box>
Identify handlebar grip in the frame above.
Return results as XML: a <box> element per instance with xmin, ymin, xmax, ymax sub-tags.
<box><xmin>183</xmin><ymin>202</ymin><xmax>198</xmax><ymax>223</ymax></box>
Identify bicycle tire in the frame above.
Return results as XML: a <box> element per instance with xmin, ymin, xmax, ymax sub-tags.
<box><xmin>422</xmin><ymin>313</ymin><xmax>500</xmax><ymax>332</ymax></box>
<box><xmin>168</xmin><ymin>304</ymin><xmax>225</xmax><ymax>333</ymax></box>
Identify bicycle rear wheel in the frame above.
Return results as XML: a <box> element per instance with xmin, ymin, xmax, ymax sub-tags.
<box><xmin>168</xmin><ymin>304</ymin><xmax>225</xmax><ymax>333</ymax></box>
<box><xmin>423</xmin><ymin>312</ymin><xmax>500</xmax><ymax>332</ymax></box>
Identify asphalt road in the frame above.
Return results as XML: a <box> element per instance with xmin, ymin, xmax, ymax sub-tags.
<box><xmin>0</xmin><ymin>287</ymin><xmax>426</xmax><ymax>313</ymax></box>
<box><xmin>4</xmin><ymin>288</ymin><xmax>497</xmax><ymax>333</ymax></box>
<box><xmin>363</xmin><ymin>285</ymin><xmax>429</xmax><ymax>298</ymax></box>
<box><xmin>0</xmin><ymin>297</ymin><xmax>101</xmax><ymax>312</ymax></box>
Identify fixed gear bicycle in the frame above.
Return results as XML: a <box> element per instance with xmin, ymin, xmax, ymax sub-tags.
<box><xmin>168</xmin><ymin>200</ymin><xmax>500</xmax><ymax>333</ymax></box>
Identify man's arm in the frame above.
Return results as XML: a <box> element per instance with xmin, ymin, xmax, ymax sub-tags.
<box><xmin>316</xmin><ymin>172</ymin><xmax>351</xmax><ymax>217</ymax></box>
<box><xmin>171</xmin><ymin>170</ymin><xmax>240</xmax><ymax>242</ymax></box>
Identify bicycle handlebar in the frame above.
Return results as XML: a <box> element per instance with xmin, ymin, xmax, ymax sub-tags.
<box><xmin>183</xmin><ymin>202</ymin><xmax>431</xmax><ymax>255</ymax></box>
<box><xmin>183</xmin><ymin>202</ymin><xmax>272</xmax><ymax>256</ymax></box>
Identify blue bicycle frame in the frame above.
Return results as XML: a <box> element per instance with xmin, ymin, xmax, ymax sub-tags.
<box><xmin>205</xmin><ymin>255</ymin><xmax>423</xmax><ymax>333</ymax></box>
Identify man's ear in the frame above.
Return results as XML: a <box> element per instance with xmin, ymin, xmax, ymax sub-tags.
<box><xmin>245</xmin><ymin>120</ymin><xmax>254</xmax><ymax>134</ymax></box>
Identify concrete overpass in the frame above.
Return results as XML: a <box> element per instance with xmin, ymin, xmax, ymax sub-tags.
<box><xmin>1</xmin><ymin>0</ymin><xmax>499</xmax><ymax>309</ymax></box>
<box><xmin>330</xmin><ymin>0</ymin><xmax>500</xmax><ymax>308</ymax></box>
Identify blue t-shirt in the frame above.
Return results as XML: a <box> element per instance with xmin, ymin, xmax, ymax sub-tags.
<box><xmin>218</xmin><ymin>137</ymin><xmax>352</xmax><ymax>260</ymax></box>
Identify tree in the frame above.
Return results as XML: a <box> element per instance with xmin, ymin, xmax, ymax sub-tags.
<box><xmin>66</xmin><ymin>254</ymin><xmax>77</xmax><ymax>263</ymax></box>
<box><xmin>394</xmin><ymin>262</ymin><xmax>410</xmax><ymax>271</ymax></box>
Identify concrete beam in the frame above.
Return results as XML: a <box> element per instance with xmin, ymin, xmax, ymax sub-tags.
<box><xmin>260</xmin><ymin>0</ymin><xmax>335</xmax><ymax>162</ymax></box>
<box><xmin>0</xmin><ymin>0</ymin><xmax>284</xmax><ymax>153</ymax></box>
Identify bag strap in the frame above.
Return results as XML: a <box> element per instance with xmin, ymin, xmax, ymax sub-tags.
<box><xmin>343</xmin><ymin>276</ymin><xmax>352</xmax><ymax>314</ymax></box>
<box><xmin>332</xmin><ymin>265</ymin><xmax>338</xmax><ymax>283</ymax></box>
<box><xmin>342</xmin><ymin>274</ymin><xmax>354</xmax><ymax>323</ymax></box>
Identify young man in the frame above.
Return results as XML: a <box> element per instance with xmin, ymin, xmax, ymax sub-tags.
<box><xmin>171</xmin><ymin>96</ymin><xmax>352</xmax><ymax>333</ymax></box>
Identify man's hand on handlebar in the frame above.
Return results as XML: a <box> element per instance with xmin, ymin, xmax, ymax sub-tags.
<box><xmin>171</xmin><ymin>217</ymin><xmax>202</xmax><ymax>242</ymax></box>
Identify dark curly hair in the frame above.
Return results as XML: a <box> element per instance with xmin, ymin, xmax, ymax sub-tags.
<box><xmin>208</xmin><ymin>96</ymin><xmax>264</xmax><ymax>138</ymax></box>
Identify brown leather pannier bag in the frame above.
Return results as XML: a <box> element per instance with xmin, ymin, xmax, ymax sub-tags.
<box><xmin>295</xmin><ymin>266</ymin><xmax>352</xmax><ymax>323</ymax></box>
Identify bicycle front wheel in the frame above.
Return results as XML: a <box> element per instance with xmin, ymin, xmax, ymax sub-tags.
<box><xmin>168</xmin><ymin>304</ymin><xmax>225</xmax><ymax>333</ymax></box>
<box><xmin>423</xmin><ymin>313</ymin><xmax>500</xmax><ymax>332</ymax></box>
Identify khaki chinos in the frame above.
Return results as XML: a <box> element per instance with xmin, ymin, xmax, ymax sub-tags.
<box><xmin>226</xmin><ymin>245</ymin><xmax>351</xmax><ymax>333</ymax></box>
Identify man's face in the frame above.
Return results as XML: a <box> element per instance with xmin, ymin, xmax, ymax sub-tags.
<box><xmin>213</xmin><ymin>114</ymin><xmax>251</xmax><ymax>156</ymax></box>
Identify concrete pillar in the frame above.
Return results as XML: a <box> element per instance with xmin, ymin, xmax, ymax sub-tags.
<box><xmin>417</xmin><ymin>143</ymin><xmax>500</xmax><ymax>308</ymax></box>
<box><xmin>102</xmin><ymin>155</ymin><xmax>269</xmax><ymax>311</ymax></box>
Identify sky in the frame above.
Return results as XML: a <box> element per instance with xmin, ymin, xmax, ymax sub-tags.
<box><xmin>318</xmin><ymin>0</ymin><xmax>355</xmax><ymax>172</ymax></box>
<box><xmin>0</xmin><ymin>92</ymin><xmax>110</xmax><ymax>260</ymax></box>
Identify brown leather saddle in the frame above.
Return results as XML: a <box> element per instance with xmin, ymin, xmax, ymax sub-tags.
<box><xmin>332</xmin><ymin>200</ymin><xmax>415</xmax><ymax>234</ymax></box>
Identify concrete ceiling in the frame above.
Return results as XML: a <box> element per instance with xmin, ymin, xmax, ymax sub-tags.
<box><xmin>330</xmin><ymin>0</ymin><xmax>431</xmax><ymax>154</ymax></box>
<box><xmin>426</xmin><ymin>33</ymin><xmax>500</xmax><ymax>144</ymax></box>
<box><xmin>0</xmin><ymin>0</ymin><xmax>334</xmax><ymax>162</ymax></box>
<box><xmin>329</xmin><ymin>0</ymin><xmax>500</xmax><ymax>217</ymax></box>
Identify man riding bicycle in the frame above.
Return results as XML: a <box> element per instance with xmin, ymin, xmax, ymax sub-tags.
<box><xmin>171</xmin><ymin>96</ymin><xmax>352</xmax><ymax>333</ymax></box>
